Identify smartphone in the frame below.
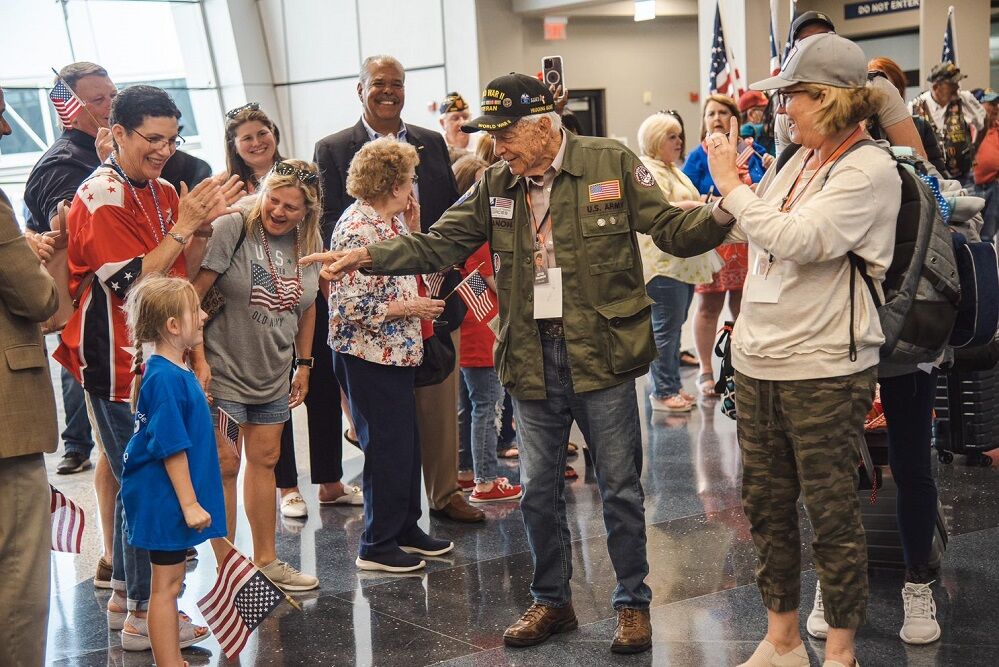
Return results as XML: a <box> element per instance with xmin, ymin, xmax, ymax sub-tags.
<box><xmin>542</xmin><ymin>56</ymin><xmax>564</xmax><ymax>91</ymax></box>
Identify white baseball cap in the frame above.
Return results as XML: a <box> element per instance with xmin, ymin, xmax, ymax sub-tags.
<box><xmin>750</xmin><ymin>33</ymin><xmax>867</xmax><ymax>91</ymax></box>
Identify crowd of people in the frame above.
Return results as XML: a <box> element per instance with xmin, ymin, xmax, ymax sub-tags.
<box><xmin>0</xmin><ymin>8</ymin><xmax>995</xmax><ymax>667</ymax></box>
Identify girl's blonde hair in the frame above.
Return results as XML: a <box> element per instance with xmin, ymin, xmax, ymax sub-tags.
<box><xmin>244</xmin><ymin>158</ymin><xmax>323</xmax><ymax>255</ymax></box>
<box><xmin>122</xmin><ymin>274</ymin><xmax>200</xmax><ymax>410</ymax></box>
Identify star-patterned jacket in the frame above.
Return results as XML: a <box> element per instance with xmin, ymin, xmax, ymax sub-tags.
<box><xmin>54</xmin><ymin>165</ymin><xmax>187</xmax><ymax>402</ymax></box>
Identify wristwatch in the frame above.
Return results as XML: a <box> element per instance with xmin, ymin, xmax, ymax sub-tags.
<box><xmin>166</xmin><ymin>231</ymin><xmax>187</xmax><ymax>245</ymax></box>
<box><xmin>294</xmin><ymin>357</ymin><xmax>315</xmax><ymax>369</ymax></box>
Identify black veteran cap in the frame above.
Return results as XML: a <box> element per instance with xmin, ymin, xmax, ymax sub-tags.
<box><xmin>462</xmin><ymin>73</ymin><xmax>555</xmax><ymax>133</ymax></box>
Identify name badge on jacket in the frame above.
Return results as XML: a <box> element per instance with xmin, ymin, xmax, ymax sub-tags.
<box><xmin>490</xmin><ymin>197</ymin><xmax>514</xmax><ymax>219</ymax></box>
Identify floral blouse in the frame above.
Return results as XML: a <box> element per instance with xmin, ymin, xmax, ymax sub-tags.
<box><xmin>329</xmin><ymin>201</ymin><xmax>423</xmax><ymax>366</ymax></box>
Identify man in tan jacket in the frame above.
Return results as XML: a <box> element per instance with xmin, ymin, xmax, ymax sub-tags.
<box><xmin>0</xmin><ymin>87</ymin><xmax>60</xmax><ymax>667</ymax></box>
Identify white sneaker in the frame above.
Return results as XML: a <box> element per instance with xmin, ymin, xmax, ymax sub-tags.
<box><xmin>806</xmin><ymin>581</ymin><xmax>829</xmax><ymax>640</ymax></box>
<box><xmin>899</xmin><ymin>581</ymin><xmax>941</xmax><ymax>645</ymax></box>
<box><xmin>259</xmin><ymin>559</ymin><xmax>319</xmax><ymax>592</ymax></box>
<box><xmin>280</xmin><ymin>493</ymin><xmax>308</xmax><ymax>518</ymax></box>
<box><xmin>737</xmin><ymin>640</ymin><xmax>809</xmax><ymax>667</ymax></box>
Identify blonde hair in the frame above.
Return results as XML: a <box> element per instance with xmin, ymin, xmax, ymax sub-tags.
<box><xmin>122</xmin><ymin>274</ymin><xmax>200</xmax><ymax>410</ymax></box>
<box><xmin>476</xmin><ymin>133</ymin><xmax>500</xmax><ymax>166</ymax></box>
<box><xmin>795</xmin><ymin>83</ymin><xmax>885</xmax><ymax>136</ymax></box>
<box><xmin>346</xmin><ymin>137</ymin><xmax>419</xmax><ymax>203</ymax></box>
<box><xmin>638</xmin><ymin>112</ymin><xmax>684</xmax><ymax>161</ymax></box>
<box><xmin>244</xmin><ymin>159</ymin><xmax>323</xmax><ymax>255</ymax></box>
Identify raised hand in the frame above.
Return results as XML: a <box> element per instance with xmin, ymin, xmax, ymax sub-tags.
<box><xmin>299</xmin><ymin>247</ymin><xmax>369</xmax><ymax>281</ymax></box>
<box><xmin>705</xmin><ymin>116</ymin><xmax>742</xmax><ymax>196</ymax></box>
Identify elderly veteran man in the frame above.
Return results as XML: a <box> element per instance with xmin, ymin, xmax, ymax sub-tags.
<box><xmin>301</xmin><ymin>72</ymin><xmax>730</xmax><ymax>654</ymax></box>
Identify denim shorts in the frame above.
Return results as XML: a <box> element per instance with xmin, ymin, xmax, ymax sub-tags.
<box><xmin>211</xmin><ymin>396</ymin><xmax>290</xmax><ymax>425</ymax></box>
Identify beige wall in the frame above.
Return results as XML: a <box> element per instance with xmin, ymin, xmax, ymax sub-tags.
<box><xmin>477</xmin><ymin>5</ymin><xmax>702</xmax><ymax>152</ymax></box>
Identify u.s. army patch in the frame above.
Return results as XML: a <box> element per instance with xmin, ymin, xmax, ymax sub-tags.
<box><xmin>634</xmin><ymin>164</ymin><xmax>655</xmax><ymax>188</ymax></box>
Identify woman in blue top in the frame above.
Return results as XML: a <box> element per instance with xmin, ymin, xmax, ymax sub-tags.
<box><xmin>683</xmin><ymin>94</ymin><xmax>768</xmax><ymax>195</ymax></box>
<box><xmin>121</xmin><ymin>275</ymin><xmax>226</xmax><ymax>663</ymax></box>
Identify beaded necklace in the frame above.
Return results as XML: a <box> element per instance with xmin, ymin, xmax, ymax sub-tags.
<box><xmin>108</xmin><ymin>152</ymin><xmax>169</xmax><ymax>242</ymax></box>
<box><xmin>257</xmin><ymin>223</ymin><xmax>303</xmax><ymax>311</ymax></box>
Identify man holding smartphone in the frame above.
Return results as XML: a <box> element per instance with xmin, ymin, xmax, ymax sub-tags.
<box><xmin>302</xmin><ymin>72</ymin><xmax>732</xmax><ymax>654</ymax></box>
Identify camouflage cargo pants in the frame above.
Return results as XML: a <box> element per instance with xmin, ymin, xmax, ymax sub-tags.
<box><xmin>735</xmin><ymin>367</ymin><xmax>876</xmax><ymax>630</ymax></box>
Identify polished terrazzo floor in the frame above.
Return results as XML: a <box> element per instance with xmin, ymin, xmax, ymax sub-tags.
<box><xmin>43</xmin><ymin>366</ymin><xmax>999</xmax><ymax>666</ymax></box>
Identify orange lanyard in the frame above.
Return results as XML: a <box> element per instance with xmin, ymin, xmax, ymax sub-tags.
<box><xmin>524</xmin><ymin>187</ymin><xmax>552</xmax><ymax>250</ymax></box>
<box><xmin>780</xmin><ymin>126</ymin><xmax>864</xmax><ymax>212</ymax></box>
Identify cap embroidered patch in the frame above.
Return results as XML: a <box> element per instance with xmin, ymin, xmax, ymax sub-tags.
<box><xmin>588</xmin><ymin>180</ymin><xmax>621</xmax><ymax>202</ymax></box>
<box><xmin>633</xmin><ymin>164</ymin><xmax>655</xmax><ymax>188</ymax></box>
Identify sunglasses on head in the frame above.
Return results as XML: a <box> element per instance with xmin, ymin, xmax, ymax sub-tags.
<box><xmin>226</xmin><ymin>102</ymin><xmax>260</xmax><ymax>119</ymax></box>
<box><xmin>273</xmin><ymin>161</ymin><xmax>319</xmax><ymax>185</ymax></box>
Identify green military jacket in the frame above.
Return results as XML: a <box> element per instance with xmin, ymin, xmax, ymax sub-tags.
<box><xmin>367</xmin><ymin>131</ymin><xmax>728</xmax><ymax>400</ymax></box>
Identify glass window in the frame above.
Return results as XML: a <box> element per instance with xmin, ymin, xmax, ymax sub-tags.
<box><xmin>0</xmin><ymin>88</ymin><xmax>47</xmax><ymax>156</ymax></box>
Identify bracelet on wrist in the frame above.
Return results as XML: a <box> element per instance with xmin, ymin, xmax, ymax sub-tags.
<box><xmin>166</xmin><ymin>231</ymin><xmax>187</xmax><ymax>245</ymax></box>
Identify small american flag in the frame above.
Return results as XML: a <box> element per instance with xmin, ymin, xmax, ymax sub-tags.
<box><xmin>49</xmin><ymin>80</ymin><xmax>83</xmax><ymax>126</ymax></box>
<box><xmin>422</xmin><ymin>271</ymin><xmax>446</xmax><ymax>297</ymax></box>
<box><xmin>218</xmin><ymin>407</ymin><xmax>241</xmax><ymax>459</ymax></box>
<box><xmin>588</xmin><ymin>180</ymin><xmax>621</xmax><ymax>203</ymax></box>
<box><xmin>941</xmin><ymin>6</ymin><xmax>957</xmax><ymax>65</ymax></box>
<box><xmin>50</xmin><ymin>485</ymin><xmax>85</xmax><ymax>553</ymax></box>
<box><xmin>456</xmin><ymin>270</ymin><xmax>498</xmax><ymax>323</ymax></box>
<box><xmin>197</xmin><ymin>547</ymin><xmax>285</xmax><ymax>659</ymax></box>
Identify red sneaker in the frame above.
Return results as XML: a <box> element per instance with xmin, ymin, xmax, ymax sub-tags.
<box><xmin>458</xmin><ymin>478</ymin><xmax>475</xmax><ymax>492</ymax></box>
<box><xmin>470</xmin><ymin>478</ymin><xmax>523</xmax><ymax>503</ymax></box>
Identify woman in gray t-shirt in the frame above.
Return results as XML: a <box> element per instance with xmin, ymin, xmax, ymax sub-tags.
<box><xmin>192</xmin><ymin>160</ymin><xmax>321</xmax><ymax>592</ymax></box>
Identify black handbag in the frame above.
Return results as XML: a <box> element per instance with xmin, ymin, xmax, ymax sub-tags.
<box><xmin>714</xmin><ymin>321</ymin><xmax>737</xmax><ymax>420</ymax></box>
<box><xmin>414</xmin><ymin>330</ymin><xmax>456</xmax><ymax>387</ymax></box>
<box><xmin>430</xmin><ymin>268</ymin><xmax>468</xmax><ymax>335</ymax></box>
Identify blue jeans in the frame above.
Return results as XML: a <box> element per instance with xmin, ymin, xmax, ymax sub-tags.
<box><xmin>55</xmin><ymin>334</ymin><xmax>93</xmax><ymax>457</ymax></box>
<box><xmin>514</xmin><ymin>336</ymin><xmax>651</xmax><ymax>609</ymax></box>
<box><xmin>647</xmin><ymin>276</ymin><xmax>694</xmax><ymax>398</ymax></box>
<box><xmin>85</xmin><ymin>393</ymin><xmax>150</xmax><ymax>609</ymax></box>
<box><xmin>458</xmin><ymin>367</ymin><xmax>502</xmax><ymax>483</ymax></box>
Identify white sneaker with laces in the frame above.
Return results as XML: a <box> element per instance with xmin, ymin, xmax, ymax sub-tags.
<box><xmin>806</xmin><ymin>581</ymin><xmax>829</xmax><ymax>640</ymax></box>
<box><xmin>260</xmin><ymin>558</ymin><xmax>319</xmax><ymax>591</ymax></box>
<box><xmin>280</xmin><ymin>493</ymin><xmax>308</xmax><ymax>518</ymax></box>
<box><xmin>899</xmin><ymin>581</ymin><xmax>941</xmax><ymax>645</ymax></box>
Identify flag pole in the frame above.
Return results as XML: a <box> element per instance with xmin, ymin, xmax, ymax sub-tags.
<box><xmin>440</xmin><ymin>262</ymin><xmax>485</xmax><ymax>302</ymax></box>
<box><xmin>50</xmin><ymin>67</ymin><xmax>104</xmax><ymax>128</ymax></box>
<box><xmin>949</xmin><ymin>6</ymin><xmax>958</xmax><ymax>66</ymax></box>
<box><xmin>221</xmin><ymin>538</ymin><xmax>303</xmax><ymax>611</ymax></box>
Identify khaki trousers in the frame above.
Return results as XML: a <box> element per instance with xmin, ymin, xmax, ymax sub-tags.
<box><xmin>0</xmin><ymin>453</ymin><xmax>51</xmax><ymax>666</ymax></box>
<box><xmin>415</xmin><ymin>329</ymin><xmax>461</xmax><ymax>510</ymax></box>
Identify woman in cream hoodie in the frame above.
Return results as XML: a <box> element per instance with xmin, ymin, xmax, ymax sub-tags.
<box><xmin>704</xmin><ymin>34</ymin><xmax>900</xmax><ymax>667</ymax></box>
<box><xmin>636</xmin><ymin>111</ymin><xmax>715</xmax><ymax>413</ymax></box>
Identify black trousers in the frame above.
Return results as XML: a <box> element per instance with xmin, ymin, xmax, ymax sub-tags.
<box><xmin>275</xmin><ymin>293</ymin><xmax>345</xmax><ymax>489</ymax></box>
<box><xmin>879</xmin><ymin>370</ymin><xmax>940</xmax><ymax>580</ymax></box>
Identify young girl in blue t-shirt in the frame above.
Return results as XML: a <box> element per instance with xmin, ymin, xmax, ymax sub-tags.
<box><xmin>121</xmin><ymin>275</ymin><xmax>226</xmax><ymax>663</ymax></box>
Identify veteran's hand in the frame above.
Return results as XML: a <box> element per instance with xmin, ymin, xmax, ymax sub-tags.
<box><xmin>299</xmin><ymin>247</ymin><xmax>370</xmax><ymax>281</ymax></box>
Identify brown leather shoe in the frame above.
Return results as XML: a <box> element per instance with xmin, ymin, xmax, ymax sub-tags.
<box><xmin>503</xmin><ymin>602</ymin><xmax>578</xmax><ymax>647</ymax></box>
<box><xmin>610</xmin><ymin>608</ymin><xmax>652</xmax><ymax>654</ymax></box>
<box><xmin>429</xmin><ymin>493</ymin><xmax>485</xmax><ymax>523</ymax></box>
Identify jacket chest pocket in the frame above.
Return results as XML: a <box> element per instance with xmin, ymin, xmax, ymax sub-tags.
<box><xmin>580</xmin><ymin>211</ymin><xmax>633</xmax><ymax>274</ymax></box>
<box><xmin>490</xmin><ymin>229</ymin><xmax>516</xmax><ymax>291</ymax></box>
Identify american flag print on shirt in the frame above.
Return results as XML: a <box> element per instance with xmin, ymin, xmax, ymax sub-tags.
<box><xmin>249</xmin><ymin>263</ymin><xmax>301</xmax><ymax>312</ymax></box>
<box><xmin>50</xmin><ymin>485</ymin><xmax>85</xmax><ymax>553</ymax></box>
<box><xmin>588</xmin><ymin>180</ymin><xmax>621</xmax><ymax>203</ymax></box>
<box><xmin>197</xmin><ymin>547</ymin><xmax>285</xmax><ymax>659</ymax></box>
<box><xmin>50</xmin><ymin>80</ymin><xmax>83</xmax><ymax>126</ymax></box>
<box><xmin>456</xmin><ymin>271</ymin><xmax>498</xmax><ymax>323</ymax></box>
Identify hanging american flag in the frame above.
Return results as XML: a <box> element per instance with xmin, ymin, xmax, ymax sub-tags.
<box><xmin>941</xmin><ymin>5</ymin><xmax>957</xmax><ymax>65</ymax></box>
<box><xmin>249</xmin><ymin>264</ymin><xmax>302</xmax><ymax>312</ymax></box>
<box><xmin>456</xmin><ymin>270</ymin><xmax>498</xmax><ymax>324</ymax></box>
<box><xmin>781</xmin><ymin>0</ymin><xmax>799</xmax><ymax>68</ymax></box>
<box><xmin>422</xmin><ymin>271</ymin><xmax>446</xmax><ymax>298</ymax></box>
<box><xmin>218</xmin><ymin>407</ymin><xmax>241</xmax><ymax>459</ymax></box>
<box><xmin>708</xmin><ymin>2</ymin><xmax>743</xmax><ymax>97</ymax></box>
<box><xmin>50</xmin><ymin>485</ymin><xmax>85</xmax><ymax>554</ymax></box>
<box><xmin>49</xmin><ymin>79</ymin><xmax>84</xmax><ymax>126</ymax></box>
<box><xmin>197</xmin><ymin>547</ymin><xmax>286</xmax><ymax>659</ymax></box>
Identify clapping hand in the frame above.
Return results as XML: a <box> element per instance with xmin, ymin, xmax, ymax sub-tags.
<box><xmin>178</xmin><ymin>174</ymin><xmax>244</xmax><ymax>236</ymax></box>
<box><xmin>705</xmin><ymin>116</ymin><xmax>742</xmax><ymax>196</ymax></box>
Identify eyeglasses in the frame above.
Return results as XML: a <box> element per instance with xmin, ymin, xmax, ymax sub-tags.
<box><xmin>132</xmin><ymin>128</ymin><xmax>184</xmax><ymax>150</ymax></box>
<box><xmin>272</xmin><ymin>161</ymin><xmax>319</xmax><ymax>185</ymax></box>
<box><xmin>226</xmin><ymin>102</ymin><xmax>260</xmax><ymax>119</ymax></box>
<box><xmin>776</xmin><ymin>88</ymin><xmax>809</xmax><ymax>108</ymax></box>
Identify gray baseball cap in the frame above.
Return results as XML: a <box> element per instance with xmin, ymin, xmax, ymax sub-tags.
<box><xmin>750</xmin><ymin>33</ymin><xmax>867</xmax><ymax>91</ymax></box>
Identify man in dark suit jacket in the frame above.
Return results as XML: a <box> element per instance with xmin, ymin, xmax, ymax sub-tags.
<box><xmin>314</xmin><ymin>55</ymin><xmax>484</xmax><ymax>523</ymax></box>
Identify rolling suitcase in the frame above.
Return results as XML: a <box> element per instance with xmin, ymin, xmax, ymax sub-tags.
<box><xmin>932</xmin><ymin>367</ymin><xmax>999</xmax><ymax>466</ymax></box>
